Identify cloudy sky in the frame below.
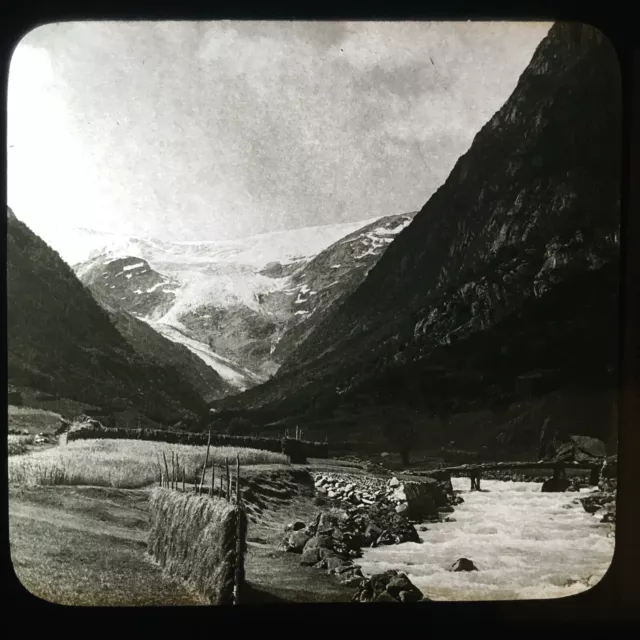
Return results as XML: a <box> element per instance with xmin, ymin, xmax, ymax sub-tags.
<box><xmin>8</xmin><ymin>20</ymin><xmax>551</xmax><ymax>250</ymax></box>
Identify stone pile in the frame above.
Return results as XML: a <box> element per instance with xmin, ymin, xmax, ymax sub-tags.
<box><xmin>311</xmin><ymin>471</ymin><xmax>459</xmax><ymax>521</ymax></box>
<box><xmin>351</xmin><ymin>569</ymin><xmax>427</xmax><ymax>603</ymax></box>
<box><xmin>280</xmin><ymin>503</ymin><xmax>424</xmax><ymax>591</ymax></box>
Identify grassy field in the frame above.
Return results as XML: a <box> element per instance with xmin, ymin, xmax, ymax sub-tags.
<box><xmin>9</xmin><ymin>485</ymin><xmax>205</xmax><ymax>606</ymax></box>
<box><xmin>8</xmin><ymin>439</ymin><xmax>289</xmax><ymax>489</ymax></box>
<box><xmin>8</xmin><ymin>405</ymin><xmax>62</xmax><ymax>435</ymax></box>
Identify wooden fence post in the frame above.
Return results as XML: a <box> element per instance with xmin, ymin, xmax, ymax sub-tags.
<box><xmin>236</xmin><ymin>453</ymin><xmax>241</xmax><ymax>504</ymax></box>
<box><xmin>210</xmin><ymin>463</ymin><xmax>215</xmax><ymax>497</ymax></box>
<box><xmin>226</xmin><ymin>458</ymin><xmax>230</xmax><ymax>502</ymax></box>
<box><xmin>171</xmin><ymin>451</ymin><xmax>175</xmax><ymax>490</ymax></box>
<box><xmin>233</xmin><ymin>506</ymin><xmax>244</xmax><ymax>605</ymax></box>
<box><xmin>162</xmin><ymin>451</ymin><xmax>170</xmax><ymax>490</ymax></box>
<box><xmin>182</xmin><ymin>465</ymin><xmax>186</xmax><ymax>492</ymax></box>
<box><xmin>198</xmin><ymin>428</ymin><xmax>212</xmax><ymax>494</ymax></box>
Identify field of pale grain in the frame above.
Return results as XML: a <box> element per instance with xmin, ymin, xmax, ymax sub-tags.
<box><xmin>8</xmin><ymin>439</ymin><xmax>289</xmax><ymax>489</ymax></box>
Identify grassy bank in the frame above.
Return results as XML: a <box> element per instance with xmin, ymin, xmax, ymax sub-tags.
<box><xmin>8</xmin><ymin>439</ymin><xmax>289</xmax><ymax>489</ymax></box>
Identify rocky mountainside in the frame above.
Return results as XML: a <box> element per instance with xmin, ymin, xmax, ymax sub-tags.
<box><xmin>6</xmin><ymin>208</ymin><xmax>209</xmax><ymax>425</ymax></box>
<box><xmin>215</xmin><ymin>23</ymin><xmax>620</xmax><ymax>455</ymax></box>
<box><xmin>265</xmin><ymin>213</ymin><xmax>417</xmax><ymax>364</ymax></box>
<box><xmin>75</xmin><ymin>256</ymin><xmax>180</xmax><ymax>320</ymax></box>
<box><xmin>75</xmin><ymin>214</ymin><xmax>414</xmax><ymax>390</ymax></box>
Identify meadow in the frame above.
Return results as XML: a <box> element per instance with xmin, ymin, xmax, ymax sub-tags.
<box><xmin>8</xmin><ymin>439</ymin><xmax>289</xmax><ymax>489</ymax></box>
<box><xmin>8</xmin><ymin>405</ymin><xmax>62</xmax><ymax>434</ymax></box>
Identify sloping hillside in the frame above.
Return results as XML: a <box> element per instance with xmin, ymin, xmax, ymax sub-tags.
<box><xmin>6</xmin><ymin>208</ymin><xmax>208</xmax><ymax>425</ymax></box>
<box><xmin>266</xmin><ymin>212</ymin><xmax>417</xmax><ymax>364</ymax></box>
<box><xmin>103</xmin><ymin>306</ymin><xmax>234</xmax><ymax>402</ymax></box>
<box><xmin>215</xmin><ymin>23</ymin><xmax>620</xmax><ymax>453</ymax></box>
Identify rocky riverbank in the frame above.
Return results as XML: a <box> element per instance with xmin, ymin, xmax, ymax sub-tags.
<box><xmin>277</xmin><ymin>470</ymin><xmax>465</xmax><ymax>601</ymax></box>
<box><xmin>579</xmin><ymin>456</ymin><xmax>617</xmax><ymax>525</ymax></box>
<box><xmin>280</xmin><ymin>505</ymin><xmax>427</xmax><ymax>599</ymax></box>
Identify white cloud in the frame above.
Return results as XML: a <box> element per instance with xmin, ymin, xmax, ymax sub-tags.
<box><xmin>7</xmin><ymin>21</ymin><xmax>552</xmax><ymax>253</ymax></box>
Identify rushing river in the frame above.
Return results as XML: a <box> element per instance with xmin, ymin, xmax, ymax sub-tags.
<box><xmin>358</xmin><ymin>477</ymin><xmax>615</xmax><ymax>601</ymax></box>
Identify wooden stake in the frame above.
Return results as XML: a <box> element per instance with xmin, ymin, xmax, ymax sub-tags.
<box><xmin>182</xmin><ymin>465</ymin><xmax>186</xmax><ymax>492</ymax></box>
<box><xmin>171</xmin><ymin>451</ymin><xmax>175</xmax><ymax>490</ymax></box>
<box><xmin>198</xmin><ymin>428</ymin><xmax>212</xmax><ymax>494</ymax></box>
<box><xmin>162</xmin><ymin>451</ymin><xmax>170</xmax><ymax>490</ymax></box>
<box><xmin>175</xmin><ymin>453</ymin><xmax>180</xmax><ymax>489</ymax></box>
<box><xmin>210</xmin><ymin>463</ymin><xmax>215</xmax><ymax>497</ymax></box>
<box><xmin>226</xmin><ymin>458</ymin><xmax>230</xmax><ymax>502</ymax></box>
<box><xmin>236</xmin><ymin>453</ymin><xmax>241</xmax><ymax>504</ymax></box>
<box><xmin>220</xmin><ymin>471</ymin><xmax>224</xmax><ymax>498</ymax></box>
<box><xmin>156</xmin><ymin>453</ymin><xmax>163</xmax><ymax>485</ymax></box>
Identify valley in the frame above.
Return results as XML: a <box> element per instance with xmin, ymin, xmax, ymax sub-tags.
<box><xmin>7</xmin><ymin>20</ymin><xmax>621</xmax><ymax>609</ymax></box>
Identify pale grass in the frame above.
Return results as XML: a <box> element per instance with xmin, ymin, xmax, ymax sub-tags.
<box><xmin>8</xmin><ymin>439</ymin><xmax>289</xmax><ymax>489</ymax></box>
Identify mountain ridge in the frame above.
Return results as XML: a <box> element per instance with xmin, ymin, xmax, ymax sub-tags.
<box><xmin>7</xmin><ymin>207</ymin><xmax>209</xmax><ymax>425</ymax></box>
<box><xmin>212</xmin><ymin>22</ymin><xmax>620</xmax><ymax>456</ymax></box>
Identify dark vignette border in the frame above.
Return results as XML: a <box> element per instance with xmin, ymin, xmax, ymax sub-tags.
<box><xmin>0</xmin><ymin>0</ymin><xmax>637</xmax><ymax>630</ymax></box>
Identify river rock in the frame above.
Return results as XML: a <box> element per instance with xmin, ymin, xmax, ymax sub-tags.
<box><xmin>450</xmin><ymin>558</ymin><xmax>478</xmax><ymax>572</ymax></box>
<box><xmin>352</xmin><ymin>570</ymin><xmax>425</xmax><ymax>603</ymax></box>
<box><xmin>541</xmin><ymin>477</ymin><xmax>571</xmax><ymax>492</ymax></box>
<box><xmin>283</xmin><ymin>530</ymin><xmax>311</xmax><ymax>553</ymax></box>
<box><xmin>300</xmin><ymin>548</ymin><xmax>323</xmax><ymax>566</ymax></box>
<box><xmin>304</xmin><ymin>534</ymin><xmax>334</xmax><ymax>553</ymax></box>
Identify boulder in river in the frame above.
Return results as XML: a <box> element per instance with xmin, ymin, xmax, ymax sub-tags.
<box><xmin>541</xmin><ymin>477</ymin><xmax>571</xmax><ymax>492</ymax></box>
<box><xmin>450</xmin><ymin>558</ymin><xmax>478</xmax><ymax>572</ymax></box>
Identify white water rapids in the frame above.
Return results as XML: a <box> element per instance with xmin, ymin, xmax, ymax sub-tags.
<box><xmin>358</xmin><ymin>477</ymin><xmax>615</xmax><ymax>601</ymax></box>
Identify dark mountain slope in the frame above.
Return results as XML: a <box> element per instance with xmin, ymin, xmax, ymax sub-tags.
<box><xmin>215</xmin><ymin>22</ymin><xmax>620</xmax><ymax>453</ymax></box>
<box><xmin>103</xmin><ymin>305</ymin><xmax>234</xmax><ymax>402</ymax></box>
<box><xmin>7</xmin><ymin>208</ymin><xmax>208</xmax><ymax>424</ymax></box>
